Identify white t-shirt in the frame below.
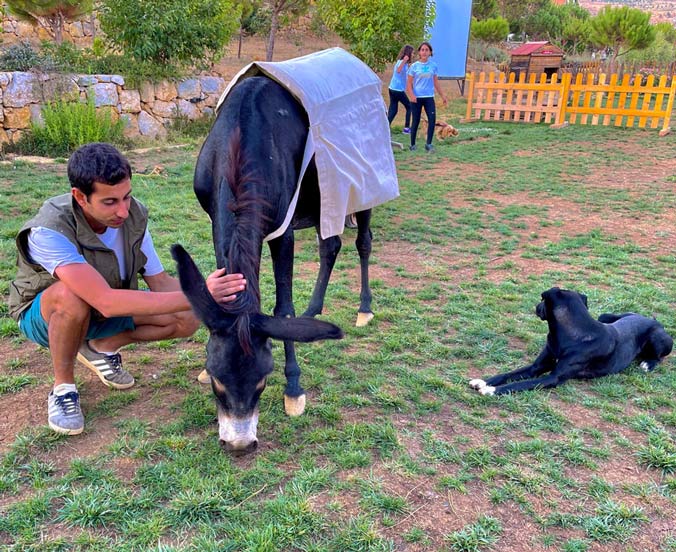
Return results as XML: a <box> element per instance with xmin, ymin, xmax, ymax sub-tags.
<box><xmin>27</xmin><ymin>226</ymin><xmax>164</xmax><ymax>279</ymax></box>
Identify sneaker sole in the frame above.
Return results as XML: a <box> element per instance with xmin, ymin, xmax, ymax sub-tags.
<box><xmin>48</xmin><ymin>420</ymin><xmax>84</xmax><ymax>435</ymax></box>
<box><xmin>77</xmin><ymin>353</ymin><xmax>135</xmax><ymax>390</ymax></box>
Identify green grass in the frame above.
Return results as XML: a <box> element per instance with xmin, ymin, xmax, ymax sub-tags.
<box><xmin>446</xmin><ymin>515</ymin><xmax>502</xmax><ymax>551</ymax></box>
<box><xmin>1</xmin><ymin>113</ymin><xmax>676</xmax><ymax>550</ymax></box>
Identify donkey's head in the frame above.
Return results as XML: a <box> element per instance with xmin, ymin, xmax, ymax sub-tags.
<box><xmin>172</xmin><ymin>244</ymin><xmax>343</xmax><ymax>454</ymax></box>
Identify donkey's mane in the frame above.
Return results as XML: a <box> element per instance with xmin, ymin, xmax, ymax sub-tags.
<box><xmin>218</xmin><ymin>128</ymin><xmax>272</xmax><ymax>354</ymax></box>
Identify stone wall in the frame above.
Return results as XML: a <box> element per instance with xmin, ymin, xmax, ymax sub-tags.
<box><xmin>0</xmin><ymin>72</ymin><xmax>227</xmax><ymax>144</ymax></box>
<box><xmin>2</xmin><ymin>13</ymin><xmax>98</xmax><ymax>47</ymax></box>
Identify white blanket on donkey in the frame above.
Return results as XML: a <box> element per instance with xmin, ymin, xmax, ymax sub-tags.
<box><xmin>216</xmin><ymin>47</ymin><xmax>400</xmax><ymax>239</ymax></box>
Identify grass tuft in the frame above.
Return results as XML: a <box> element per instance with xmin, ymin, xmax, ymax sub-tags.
<box><xmin>445</xmin><ymin>515</ymin><xmax>502</xmax><ymax>552</ymax></box>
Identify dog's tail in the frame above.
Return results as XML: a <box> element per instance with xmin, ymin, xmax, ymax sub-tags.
<box><xmin>598</xmin><ymin>312</ymin><xmax>636</xmax><ymax>324</ymax></box>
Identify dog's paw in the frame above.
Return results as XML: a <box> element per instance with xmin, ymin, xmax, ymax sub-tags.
<box><xmin>469</xmin><ymin>378</ymin><xmax>487</xmax><ymax>390</ymax></box>
<box><xmin>478</xmin><ymin>385</ymin><xmax>496</xmax><ymax>396</ymax></box>
<box><xmin>639</xmin><ymin>360</ymin><xmax>659</xmax><ymax>372</ymax></box>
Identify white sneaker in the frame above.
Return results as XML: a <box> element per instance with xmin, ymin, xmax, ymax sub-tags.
<box><xmin>48</xmin><ymin>387</ymin><xmax>84</xmax><ymax>435</ymax></box>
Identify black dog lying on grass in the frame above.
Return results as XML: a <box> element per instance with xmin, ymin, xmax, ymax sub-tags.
<box><xmin>469</xmin><ymin>287</ymin><xmax>673</xmax><ymax>396</ymax></box>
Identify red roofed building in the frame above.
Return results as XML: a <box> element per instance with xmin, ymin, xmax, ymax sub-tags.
<box><xmin>509</xmin><ymin>41</ymin><xmax>565</xmax><ymax>79</ymax></box>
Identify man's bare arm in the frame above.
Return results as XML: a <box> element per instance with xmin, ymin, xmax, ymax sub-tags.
<box><xmin>54</xmin><ymin>263</ymin><xmax>191</xmax><ymax>318</ymax></box>
<box><xmin>144</xmin><ymin>269</ymin><xmax>246</xmax><ymax>304</ymax></box>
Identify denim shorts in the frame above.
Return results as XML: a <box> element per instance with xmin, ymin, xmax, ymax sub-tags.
<box><xmin>18</xmin><ymin>291</ymin><xmax>135</xmax><ymax>348</ymax></box>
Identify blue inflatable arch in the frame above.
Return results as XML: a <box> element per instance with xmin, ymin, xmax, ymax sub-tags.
<box><xmin>427</xmin><ymin>0</ymin><xmax>473</xmax><ymax>81</ymax></box>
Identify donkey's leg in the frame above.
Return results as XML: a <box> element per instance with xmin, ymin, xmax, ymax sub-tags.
<box><xmin>303</xmin><ymin>234</ymin><xmax>341</xmax><ymax>318</ymax></box>
<box><xmin>355</xmin><ymin>210</ymin><xmax>374</xmax><ymax>327</ymax></box>
<box><xmin>269</xmin><ymin>233</ymin><xmax>305</xmax><ymax>416</ymax></box>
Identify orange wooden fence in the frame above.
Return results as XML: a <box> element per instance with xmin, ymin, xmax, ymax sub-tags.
<box><xmin>563</xmin><ymin>73</ymin><xmax>675</xmax><ymax>132</ymax></box>
<box><xmin>463</xmin><ymin>71</ymin><xmax>676</xmax><ymax>135</ymax></box>
<box><xmin>463</xmin><ymin>72</ymin><xmax>565</xmax><ymax>125</ymax></box>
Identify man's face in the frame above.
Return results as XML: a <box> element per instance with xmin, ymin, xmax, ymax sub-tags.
<box><xmin>72</xmin><ymin>179</ymin><xmax>132</xmax><ymax>234</ymax></box>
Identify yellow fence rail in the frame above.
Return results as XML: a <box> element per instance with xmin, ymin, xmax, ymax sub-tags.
<box><xmin>463</xmin><ymin>71</ymin><xmax>676</xmax><ymax>136</ymax></box>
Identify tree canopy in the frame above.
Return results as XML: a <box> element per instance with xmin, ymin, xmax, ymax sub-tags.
<box><xmin>562</xmin><ymin>16</ymin><xmax>592</xmax><ymax>55</ymax></box>
<box><xmin>471</xmin><ymin>17</ymin><xmax>510</xmax><ymax>44</ymax></box>
<box><xmin>625</xmin><ymin>25</ymin><xmax>676</xmax><ymax>66</ymax></box>
<box><xmin>316</xmin><ymin>0</ymin><xmax>432</xmax><ymax>72</ymax></box>
<box><xmin>589</xmin><ymin>5</ymin><xmax>655</xmax><ymax>66</ymax></box>
<box><xmin>653</xmin><ymin>21</ymin><xmax>676</xmax><ymax>44</ymax></box>
<box><xmin>498</xmin><ymin>0</ymin><xmax>549</xmax><ymax>35</ymax></box>
<box><xmin>99</xmin><ymin>0</ymin><xmax>239</xmax><ymax>68</ymax></box>
<box><xmin>522</xmin><ymin>2</ymin><xmax>590</xmax><ymax>52</ymax></box>
<box><xmin>473</xmin><ymin>0</ymin><xmax>499</xmax><ymax>21</ymax></box>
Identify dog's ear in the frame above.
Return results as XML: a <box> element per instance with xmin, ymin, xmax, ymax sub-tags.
<box><xmin>542</xmin><ymin>287</ymin><xmax>558</xmax><ymax>301</ymax></box>
<box><xmin>578</xmin><ymin>293</ymin><xmax>588</xmax><ymax>308</ymax></box>
<box><xmin>536</xmin><ymin>300</ymin><xmax>548</xmax><ymax>320</ymax></box>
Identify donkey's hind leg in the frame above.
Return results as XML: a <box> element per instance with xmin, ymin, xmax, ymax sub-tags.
<box><xmin>355</xmin><ymin>209</ymin><xmax>373</xmax><ymax>327</ymax></box>
<box><xmin>303</xmin><ymin>234</ymin><xmax>341</xmax><ymax>318</ymax></box>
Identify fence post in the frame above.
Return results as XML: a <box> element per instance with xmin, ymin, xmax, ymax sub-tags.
<box><xmin>551</xmin><ymin>72</ymin><xmax>570</xmax><ymax>128</ymax></box>
<box><xmin>462</xmin><ymin>72</ymin><xmax>476</xmax><ymax>123</ymax></box>
<box><xmin>659</xmin><ymin>77</ymin><xmax>676</xmax><ymax>136</ymax></box>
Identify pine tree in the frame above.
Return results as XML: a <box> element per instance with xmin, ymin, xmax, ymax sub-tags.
<box><xmin>590</xmin><ymin>5</ymin><xmax>655</xmax><ymax>68</ymax></box>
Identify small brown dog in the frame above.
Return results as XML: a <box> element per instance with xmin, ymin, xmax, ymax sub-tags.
<box><xmin>420</xmin><ymin>118</ymin><xmax>459</xmax><ymax>140</ymax></box>
<box><xmin>436</xmin><ymin>121</ymin><xmax>459</xmax><ymax>140</ymax></box>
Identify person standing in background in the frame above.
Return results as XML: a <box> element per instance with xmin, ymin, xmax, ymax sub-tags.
<box><xmin>387</xmin><ymin>44</ymin><xmax>414</xmax><ymax>135</ymax></box>
<box><xmin>406</xmin><ymin>41</ymin><xmax>448</xmax><ymax>152</ymax></box>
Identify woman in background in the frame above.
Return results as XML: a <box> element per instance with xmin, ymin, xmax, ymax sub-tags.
<box><xmin>387</xmin><ymin>44</ymin><xmax>414</xmax><ymax>134</ymax></box>
<box><xmin>406</xmin><ymin>41</ymin><xmax>447</xmax><ymax>152</ymax></box>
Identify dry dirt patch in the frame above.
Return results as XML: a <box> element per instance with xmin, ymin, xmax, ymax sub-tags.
<box><xmin>0</xmin><ymin>338</ymin><xmax>202</xmax><ymax>466</ymax></box>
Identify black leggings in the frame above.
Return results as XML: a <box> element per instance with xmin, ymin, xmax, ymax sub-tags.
<box><xmin>387</xmin><ymin>89</ymin><xmax>411</xmax><ymax>128</ymax></box>
<box><xmin>410</xmin><ymin>96</ymin><xmax>436</xmax><ymax>146</ymax></box>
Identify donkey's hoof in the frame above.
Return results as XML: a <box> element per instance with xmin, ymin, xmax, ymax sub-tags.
<box><xmin>284</xmin><ymin>394</ymin><xmax>306</xmax><ymax>416</ymax></box>
<box><xmin>356</xmin><ymin>312</ymin><xmax>374</xmax><ymax>327</ymax></box>
<box><xmin>197</xmin><ymin>369</ymin><xmax>210</xmax><ymax>384</ymax></box>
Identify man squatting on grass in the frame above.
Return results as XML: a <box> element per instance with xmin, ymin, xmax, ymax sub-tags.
<box><xmin>8</xmin><ymin>143</ymin><xmax>247</xmax><ymax>435</ymax></box>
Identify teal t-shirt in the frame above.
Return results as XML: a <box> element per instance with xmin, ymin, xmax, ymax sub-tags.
<box><xmin>408</xmin><ymin>60</ymin><xmax>438</xmax><ymax>98</ymax></box>
<box><xmin>388</xmin><ymin>60</ymin><xmax>408</xmax><ymax>92</ymax></box>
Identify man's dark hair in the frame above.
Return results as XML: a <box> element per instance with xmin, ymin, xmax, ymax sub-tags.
<box><xmin>67</xmin><ymin>143</ymin><xmax>132</xmax><ymax>196</ymax></box>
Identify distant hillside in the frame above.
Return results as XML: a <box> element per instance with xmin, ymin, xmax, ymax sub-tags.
<box><xmin>577</xmin><ymin>0</ymin><xmax>676</xmax><ymax>24</ymax></box>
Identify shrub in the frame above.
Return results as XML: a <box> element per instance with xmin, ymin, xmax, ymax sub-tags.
<box><xmin>0</xmin><ymin>41</ymin><xmax>44</xmax><ymax>71</ymax></box>
<box><xmin>43</xmin><ymin>41</ymin><xmax>183</xmax><ymax>84</ymax></box>
<box><xmin>168</xmin><ymin>113</ymin><xmax>216</xmax><ymax>141</ymax></box>
<box><xmin>242</xmin><ymin>4</ymin><xmax>272</xmax><ymax>36</ymax></box>
<box><xmin>624</xmin><ymin>30</ymin><xmax>676</xmax><ymax>66</ymax></box>
<box><xmin>0</xmin><ymin>41</ymin><xmax>182</xmax><ymax>83</ymax></box>
<box><xmin>99</xmin><ymin>0</ymin><xmax>240</xmax><ymax>68</ymax></box>
<box><xmin>468</xmin><ymin>40</ymin><xmax>510</xmax><ymax>64</ymax></box>
<box><xmin>40</xmin><ymin>40</ymin><xmax>95</xmax><ymax>72</ymax></box>
<box><xmin>12</xmin><ymin>98</ymin><xmax>126</xmax><ymax>157</ymax></box>
<box><xmin>101</xmin><ymin>58</ymin><xmax>183</xmax><ymax>87</ymax></box>
<box><xmin>471</xmin><ymin>16</ymin><xmax>510</xmax><ymax>44</ymax></box>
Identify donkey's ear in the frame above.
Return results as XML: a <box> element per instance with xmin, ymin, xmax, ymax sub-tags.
<box><xmin>250</xmin><ymin>314</ymin><xmax>343</xmax><ymax>342</ymax></box>
<box><xmin>171</xmin><ymin>244</ymin><xmax>232</xmax><ymax>330</ymax></box>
